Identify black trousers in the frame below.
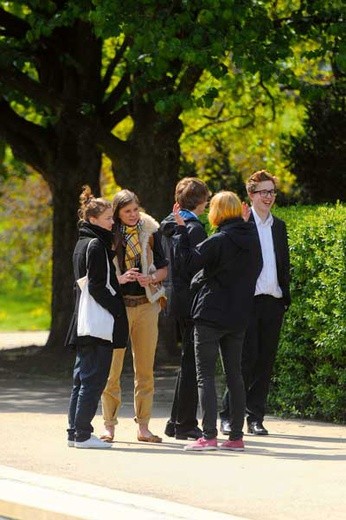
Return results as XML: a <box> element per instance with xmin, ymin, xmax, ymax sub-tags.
<box><xmin>168</xmin><ymin>318</ymin><xmax>199</xmax><ymax>433</ymax></box>
<box><xmin>194</xmin><ymin>323</ymin><xmax>246</xmax><ymax>440</ymax></box>
<box><xmin>220</xmin><ymin>295</ymin><xmax>285</xmax><ymax>424</ymax></box>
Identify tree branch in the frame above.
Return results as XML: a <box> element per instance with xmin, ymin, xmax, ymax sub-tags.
<box><xmin>0</xmin><ymin>65</ymin><xmax>64</xmax><ymax>111</ymax></box>
<box><xmin>94</xmin><ymin>120</ymin><xmax>129</xmax><ymax>160</ymax></box>
<box><xmin>273</xmin><ymin>13</ymin><xmax>343</xmax><ymax>29</ymax></box>
<box><xmin>0</xmin><ymin>7</ymin><xmax>30</xmax><ymax>38</ymax></box>
<box><xmin>0</xmin><ymin>99</ymin><xmax>54</xmax><ymax>177</ymax></box>
<box><xmin>102</xmin><ymin>72</ymin><xmax>131</xmax><ymax>119</ymax></box>
<box><xmin>184</xmin><ymin>103</ymin><xmax>260</xmax><ymax>138</ymax></box>
<box><xmin>259</xmin><ymin>75</ymin><xmax>276</xmax><ymax>121</ymax></box>
<box><xmin>105</xmin><ymin>105</ymin><xmax>131</xmax><ymax>130</ymax></box>
<box><xmin>101</xmin><ymin>36</ymin><xmax>131</xmax><ymax>92</ymax></box>
<box><xmin>176</xmin><ymin>65</ymin><xmax>203</xmax><ymax>97</ymax></box>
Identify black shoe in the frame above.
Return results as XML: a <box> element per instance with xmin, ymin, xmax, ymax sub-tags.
<box><xmin>247</xmin><ymin>421</ymin><xmax>269</xmax><ymax>435</ymax></box>
<box><xmin>220</xmin><ymin>419</ymin><xmax>232</xmax><ymax>436</ymax></box>
<box><xmin>164</xmin><ymin>420</ymin><xmax>176</xmax><ymax>438</ymax></box>
<box><xmin>175</xmin><ymin>427</ymin><xmax>203</xmax><ymax>440</ymax></box>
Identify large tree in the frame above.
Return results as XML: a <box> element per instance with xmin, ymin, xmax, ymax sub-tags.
<box><xmin>0</xmin><ymin>0</ymin><xmax>343</xmax><ymax>350</ymax></box>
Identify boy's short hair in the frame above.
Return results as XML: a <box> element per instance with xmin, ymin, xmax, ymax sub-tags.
<box><xmin>208</xmin><ymin>191</ymin><xmax>242</xmax><ymax>227</ymax></box>
<box><xmin>246</xmin><ymin>170</ymin><xmax>277</xmax><ymax>194</ymax></box>
<box><xmin>175</xmin><ymin>177</ymin><xmax>210</xmax><ymax>210</ymax></box>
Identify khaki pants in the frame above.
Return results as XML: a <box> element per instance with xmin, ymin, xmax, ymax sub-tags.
<box><xmin>102</xmin><ymin>301</ymin><xmax>160</xmax><ymax>426</ymax></box>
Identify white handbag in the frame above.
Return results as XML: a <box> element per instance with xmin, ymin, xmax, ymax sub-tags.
<box><xmin>77</xmin><ymin>239</ymin><xmax>115</xmax><ymax>341</ymax></box>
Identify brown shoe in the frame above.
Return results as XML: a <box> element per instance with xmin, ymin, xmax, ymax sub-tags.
<box><xmin>100</xmin><ymin>434</ymin><xmax>114</xmax><ymax>443</ymax></box>
<box><xmin>137</xmin><ymin>434</ymin><xmax>162</xmax><ymax>443</ymax></box>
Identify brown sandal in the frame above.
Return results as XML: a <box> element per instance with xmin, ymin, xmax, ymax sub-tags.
<box><xmin>137</xmin><ymin>434</ymin><xmax>162</xmax><ymax>443</ymax></box>
<box><xmin>100</xmin><ymin>434</ymin><xmax>114</xmax><ymax>443</ymax></box>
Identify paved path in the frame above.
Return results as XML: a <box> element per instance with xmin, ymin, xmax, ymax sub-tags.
<box><xmin>0</xmin><ymin>332</ymin><xmax>345</xmax><ymax>519</ymax></box>
<box><xmin>0</xmin><ymin>331</ymin><xmax>49</xmax><ymax>350</ymax></box>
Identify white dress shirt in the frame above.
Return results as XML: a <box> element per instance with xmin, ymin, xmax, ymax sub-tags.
<box><xmin>252</xmin><ymin>208</ymin><xmax>283</xmax><ymax>299</ymax></box>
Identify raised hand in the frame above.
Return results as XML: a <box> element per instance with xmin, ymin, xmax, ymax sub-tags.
<box><xmin>173</xmin><ymin>202</ymin><xmax>185</xmax><ymax>226</ymax></box>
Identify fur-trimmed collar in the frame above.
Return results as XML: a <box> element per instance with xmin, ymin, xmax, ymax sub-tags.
<box><xmin>139</xmin><ymin>212</ymin><xmax>160</xmax><ymax>236</ymax></box>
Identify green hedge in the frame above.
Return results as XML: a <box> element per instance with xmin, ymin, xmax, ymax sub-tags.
<box><xmin>268</xmin><ymin>204</ymin><xmax>346</xmax><ymax>423</ymax></box>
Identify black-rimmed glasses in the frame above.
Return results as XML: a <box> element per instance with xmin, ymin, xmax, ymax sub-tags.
<box><xmin>253</xmin><ymin>189</ymin><xmax>277</xmax><ymax>198</ymax></box>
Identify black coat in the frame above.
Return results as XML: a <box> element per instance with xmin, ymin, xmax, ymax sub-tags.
<box><xmin>160</xmin><ymin>212</ymin><xmax>207</xmax><ymax>318</ymax></box>
<box><xmin>65</xmin><ymin>222</ymin><xmax>129</xmax><ymax>349</ymax></box>
<box><xmin>174</xmin><ymin>218</ymin><xmax>263</xmax><ymax>331</ymax></box>
<box><xmin>267</xmin><ymin>214</ymin><xmax>291</xmax><ymax>308</ymax></box>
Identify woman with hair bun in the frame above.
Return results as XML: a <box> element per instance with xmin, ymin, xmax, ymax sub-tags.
<box><xmin>172</xmin><ymin>191</ymin><xmax>262</xmax><ymax>451</ymax></box>
<box><xmin>65</xmin><ymin>185</ymin><xmax>129</xmax><ymax>449</ymax></box>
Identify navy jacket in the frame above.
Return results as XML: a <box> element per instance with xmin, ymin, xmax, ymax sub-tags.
<box><xmin>174</xmin><ymin>218</ymin><xmax>263</xmax><ymax>331</ymax></box>
<box><xmin>160</xmin><ymin>212</ymin><xmax>207</xmax><ymax>318</ymax></box>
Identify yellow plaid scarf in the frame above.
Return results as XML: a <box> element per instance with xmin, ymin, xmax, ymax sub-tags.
<box><xmin>121</xmin><ymin>222</ymin><xmax>142</xmax><ymax>269</ymax></box>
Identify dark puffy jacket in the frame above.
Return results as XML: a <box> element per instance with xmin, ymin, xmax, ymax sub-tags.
<box><xmin>65</xmin><ymin>222</ymin><xmax>129</xmax><ymax>349</ymax></box>
<box><xmin>160</xmin><ymin>212</ymin><xmax>207</xmax><ymax>318</ymax></box>
<box><xmin>174</xmin><ymin>218</ymin><xmax>263</xmax><ymax>331</ymax></box>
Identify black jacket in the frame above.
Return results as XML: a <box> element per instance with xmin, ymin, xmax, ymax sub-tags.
<box><xmin>267</xmin><ymin>214</ymin><xmax>291</xmax><ymax>308</ymax></box>
<box><xmin>174</xmin><ymin>218</ymin><xmax>263</xmax><ymax>331</ymax></box>
<box><xmin>65</xmin><ymin>222</ymin><xmax>129</xmax><ymax>348</ymax></box>
<box><xmin>160</xmin><ymin>212</ymin><xmax>207</xmax><ymax>318</ymax></box>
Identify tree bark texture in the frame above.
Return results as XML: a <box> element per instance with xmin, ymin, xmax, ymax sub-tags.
<box><xmin>108</xmin><ymin>102</ymin><xmax>183</xmax><ymax>221</ymax></box>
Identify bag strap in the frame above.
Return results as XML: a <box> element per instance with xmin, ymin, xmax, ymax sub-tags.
<box><xmin>85</xmin><ymin>238</ymin><xmax>97</xmax><ymax>272</ymax></box>
<box><xmin>86</xmin><ymin>238</ymin><xmax>115</xmax><ymax>296</ymax></box>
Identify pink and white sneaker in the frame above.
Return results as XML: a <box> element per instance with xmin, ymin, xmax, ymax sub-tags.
<box><xmin>184</xmin><ymin>437</ymin><xmax>218</xmax><ymax>451</ymax></box>
<box><xmin>220</xmin><ymin>439</ymin><xmax>245</xmax><ymax>451</ymax></box>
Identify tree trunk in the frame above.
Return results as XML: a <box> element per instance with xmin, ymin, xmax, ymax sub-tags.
<box><xmin>114</xmin><ymin>103</ymin><xmax>183</xmax><ymax>221</ymax></box>
<box><xmin>45</xmin><ymin>137</ymin><xmax>102</xmax><ymax>351</ymax></box>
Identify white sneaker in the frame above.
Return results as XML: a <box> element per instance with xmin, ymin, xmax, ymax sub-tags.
<box><xmin>75</xmin><ymin>434</ymin><xmax>112</xmax><ymax>449</ymax></box>
<box><xmin>67</xmin><ymin>440</ymin><xmax>75</xmax><ymax>447</ymax></box>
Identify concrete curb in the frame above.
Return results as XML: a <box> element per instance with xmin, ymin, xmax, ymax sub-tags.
<box><xmin>0</xmin><ymin>465</ymin><xmax>246</xmax><ymax>520</ymax></box>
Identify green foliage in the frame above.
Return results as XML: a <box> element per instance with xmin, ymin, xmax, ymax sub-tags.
<box><xmin>0</xmin><ymin>171</ymin><xmax>51</xmax><ymax>331</ymax></box>
<box><xmin>0</xmin><ymin>291</ymin><xmax>50</xmax><ymax>331</ymax></box>
<box><xmin>0</xmin><ymin>172</ymin><xmax>52</xmax><ymax>298</ymax></box>
<box><xmin>269</xmin><ymin>204</ymin><xmax>346</xmax><ymax>423</ymax></box>
<box><xmin>180</xmin><ymin>68</ymin><xmax>304</xmax><ymax>193</ymax></box>
<box><xmin>283</xmin><ymin>87</ymin><xmax>346</xmax><ymax>202</ymax></box>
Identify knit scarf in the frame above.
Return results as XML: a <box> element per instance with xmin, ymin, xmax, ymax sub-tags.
<box><xmin>121</xmin><ymin>222</ymin><xmax>143</xmax><ymax>269</ymax></box>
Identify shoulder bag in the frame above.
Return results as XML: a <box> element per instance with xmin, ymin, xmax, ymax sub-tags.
<box><xmin>77</xmin><ymin>239</ymin><xmax>115</xmax><ymax>342</ymax></box>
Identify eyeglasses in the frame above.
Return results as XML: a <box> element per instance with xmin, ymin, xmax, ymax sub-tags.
<box><xmin>253</xmin><ymin>189</ymin><xmax>277</xmax><ymax>198</ymax></box>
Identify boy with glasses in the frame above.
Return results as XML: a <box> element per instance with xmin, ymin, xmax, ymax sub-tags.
<box><xmin>220</xmin><ymin>170</ymin><xmax>291</xmax><ymax>436</ymax></box>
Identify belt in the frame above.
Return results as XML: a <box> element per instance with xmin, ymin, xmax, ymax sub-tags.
<box><xmin>123</xmin><ymin>295</ymin><xmax>149</xmax><ymax>307</ymax></box>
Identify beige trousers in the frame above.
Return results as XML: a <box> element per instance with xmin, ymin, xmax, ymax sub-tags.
<box><xmin>102</xmin><ymin>301</ymin><xmax>160</xmax><ymax>426</ymax></box>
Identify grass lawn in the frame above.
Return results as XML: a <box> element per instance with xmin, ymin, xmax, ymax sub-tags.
<box><xmin>0</xmin><ymin>291</ymin><xmax>50</xmax><ymax>331</ymax></box>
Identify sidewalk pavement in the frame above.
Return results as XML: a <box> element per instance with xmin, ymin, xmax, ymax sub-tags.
<box><xmin>0</xmin><ymin>332</ymin><xmax>345</xmax><ymax>520</ymax></box>
<box><xmin>0</xmin><ymin>331</ymin><xmax>49</xmax><ymax>350</ymax></box>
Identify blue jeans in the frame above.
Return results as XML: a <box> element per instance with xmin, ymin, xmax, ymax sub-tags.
<box><xmin>194</xmin><ymin>323</ymin><xmax>245</xmax><ymax>440</ymax></box>
<box><xmin>67</xmin><ymin>344</ymin><xmax>113</xmax><ymax>442</ymax></box>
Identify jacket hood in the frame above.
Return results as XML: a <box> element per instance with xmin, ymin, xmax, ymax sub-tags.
<box><xmin>78</xmin><ymin>221</ymin><xmax>114</xmax><ymax>250</ymax></box>
<box><xmin>218</xmin><ymin>218</ymin><xmax>258</xmax><ymax>250</ymax></box>
<box><xmin>160</xmin><ymin>211</ymin><xmax>199</xmax><ymax>238</ymax></box>
<box><xmin>160</xmin><ymin>213</ymin><xmax>177</xmax><ymax>237</ymax></box>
